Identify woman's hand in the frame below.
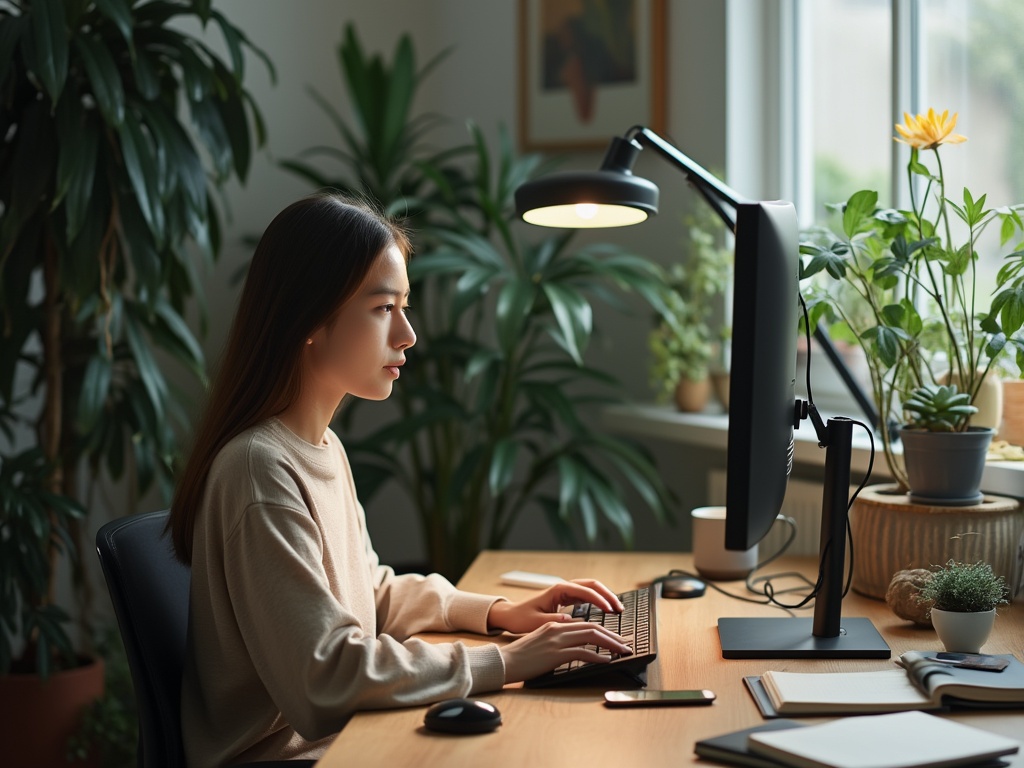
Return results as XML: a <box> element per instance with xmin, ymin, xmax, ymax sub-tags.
<box><xmin>497</xmin><ymin>620</ymin><xmax>633</xmax><ymax>684</ymax></box>
<box><xmin>486</xmin><ymin>578</ymin><xmax>625</xmax><ymax>635</ymax></box>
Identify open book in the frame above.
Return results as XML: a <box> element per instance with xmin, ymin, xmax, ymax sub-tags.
<box><xmin>747</xmin><ymin>651</ymin><xmax>1024</xmax><ymax>716</ymax></box>
<box><xmin>745</xmin><ymin>711</ymin><xmax>1018</xmax><ymax>768</ymax></box>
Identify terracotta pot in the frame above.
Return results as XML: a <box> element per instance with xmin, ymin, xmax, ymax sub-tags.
<box><xmin>848</xmin><ymin>484</ymin><xmax>1024</xmax><ymax>600</ymax></box>
<box><xmin>711</xmin><ymin>371</ymin><xmax>730</xmax><ymax>411</ymax></box>
<box><xmin>0</xmin><ymin>656</ymin><xmax>105</xmax><ymax>767</ymax></box>
<box><xmin>674</xmin><ymin>376</ymin><xmax>711</xmax><ymax>413</ymax></box>
<box><xmin>998</xmin><ymin>380</ymin><xmax>1024</xmax><ymax>446</ymax></box>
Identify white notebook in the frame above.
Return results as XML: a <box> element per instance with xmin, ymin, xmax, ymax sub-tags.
<box><xmin>746</xmin><ymin>710</ymin><xmax>1019</xmax><ymax>768</ymax></box>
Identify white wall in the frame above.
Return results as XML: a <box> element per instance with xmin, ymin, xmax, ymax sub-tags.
<box><xmin>188</xmin><ymin>0</ymin><xmax>733</xmax><ymax>565</ymax></box>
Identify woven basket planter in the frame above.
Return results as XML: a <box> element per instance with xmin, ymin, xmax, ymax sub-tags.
<box><xmin>848</xmin><ymin>485</ymin><xmax>1024</xmax><ymax>600</ymax></box>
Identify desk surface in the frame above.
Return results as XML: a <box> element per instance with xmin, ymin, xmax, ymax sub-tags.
<box><xmin>316</xmin><ymin>550</ymin><xmax>1024</xmax><ymax>768</ymax></box>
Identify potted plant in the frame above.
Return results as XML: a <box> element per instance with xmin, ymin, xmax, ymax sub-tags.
<box><xmin>798</xmin><ymin>108</ymin><xmax>1024</xmax><ymax>599</ymax></box>
<box><xmin>900</xmin><ymin>384</ymin><xmax>993</xmax><ymax>504</ymax></box>
<box><xmin>920</xmin><ymin>559</ymin><xmax>1009</xmax><ymax>653</ymax></box>
<box><xmin>648</xmin><ymin>207</ymin><xmax>732</xmax><ymax>412</ymax></box>
<box><xmin>281</xmin><ymin>25</ymin><xmax>676</xmax><ymax>579</ymax></box>
<box><xmin>0</xmin><ymin>1</ymin><xmax>269</xmax><ymax>761</ymax></box>
<box><xmin>800</xmin><ymin>108</ymin><xmax>1024</xmax><ymax>493</ymax></box>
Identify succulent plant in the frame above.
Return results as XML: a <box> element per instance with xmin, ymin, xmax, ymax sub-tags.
<box><xmin>903</xmin><ymin>384</ymin><xmax>979</xmax><ymax>432</ymax></box>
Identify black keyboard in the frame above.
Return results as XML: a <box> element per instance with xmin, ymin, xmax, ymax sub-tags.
<box><xmin>523</xmin><ymin>585</ymin><xmax>657</xmax><ymax>688</ymax></box>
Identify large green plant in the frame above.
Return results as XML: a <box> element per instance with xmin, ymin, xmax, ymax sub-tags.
<box><xmin>800</xmin><ymin>109</ymin><xmax>1024</xmax><ymax>489</ymax></box>
<box><xmin>0</xmin><ymin>0</ymin><xmax>271</xmax><ymax>676</ymax></box>
<box><xmin>284</xmin><ymin>25</ymin><xmax>674</xmax><ymax>578</ymax></box>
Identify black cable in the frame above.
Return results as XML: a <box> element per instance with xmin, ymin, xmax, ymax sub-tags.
<box><xmin>655</xmin><ymin>294</ymin><xmax>879</xmax><ymax>612</ymax></box>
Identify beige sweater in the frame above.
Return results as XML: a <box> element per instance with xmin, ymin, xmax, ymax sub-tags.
<box><xmin>181</xmin><ymin>419</ymin><xmax>506</xmax><ymax>766</ymax></box>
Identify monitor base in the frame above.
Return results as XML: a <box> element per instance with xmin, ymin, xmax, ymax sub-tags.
<box><xmin>718</xmin><ymin>617</ymin><xmax>891</xmax><ymax>659</ymax></box>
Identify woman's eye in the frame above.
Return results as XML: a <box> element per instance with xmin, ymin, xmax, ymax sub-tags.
<box><xmin>381</xmin><ymin>304</ymin><xmax>395</xmax><ymax>313</ymax></box>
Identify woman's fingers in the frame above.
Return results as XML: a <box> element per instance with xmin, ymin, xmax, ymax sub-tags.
<box><xmin>498</xmin><ymin>619</ymin><xmax>634</xmax><ymax>683</ymax></box>
<box><xmin>539</xmin><ymin>619</ymin><xmax>633</xmax><ymax>656</ymax></box>
<box><xmin>544</xmin><ymin>579</ymin><xmax>624</xmax><ymax>614</ymax></box>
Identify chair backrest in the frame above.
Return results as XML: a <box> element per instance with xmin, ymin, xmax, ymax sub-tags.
<box><xmin>96</xmin><ymin>510</ymin><xmax>190</xmax><ymax>768</ymax></box>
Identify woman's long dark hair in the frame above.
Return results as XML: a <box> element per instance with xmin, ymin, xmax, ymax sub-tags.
<box><xmin>168</xmin><ymin>192</ymin><xmax>410</xmax><ymax>564</ymax></box>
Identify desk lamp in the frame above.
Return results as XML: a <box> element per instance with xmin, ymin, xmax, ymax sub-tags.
<box><xmin>515</xmin><ymin>126</ymin><xmax>889</xmax><ymax>659</ymax></box>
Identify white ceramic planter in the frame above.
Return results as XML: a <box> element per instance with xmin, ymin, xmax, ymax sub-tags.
<box><xmin>930</xmin><ymin>607</ymin><xmax>996</xmax><ymax>653</ymax></box>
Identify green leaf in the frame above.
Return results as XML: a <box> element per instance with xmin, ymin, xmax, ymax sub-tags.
<box><xmin>26</xmin><ymin>0</ymin><xmax>69</xmax><ymax>102</ymax></box>
<box><xmin>131</xmin><ymin>47</ymin><xmax>161</xmax><ymax>100</ymax></box>
<box><xmin>123</xmin><ymin>312</ymin><xmax>167</xmax><ymax>423</ymax></box>
<box><xmin>77</xmin><ymin>354</ymin><xmax>113</xmax><ymax>433</ymax></box>
<box><xmin>495</xmin><ymin>279</ymin><xmax>535</xmax><ymax>353</ymax></box>
<box><xmin>799</xmin><ymin>240</ymin><xmax>850</xmax><ymax>280</ymax></box>
<box><xmin>53</xmin><ymin>100</ymin><xmax>100</xmax><ymax>243</ymax></box>
<box><xmin>991</xmin><ymin>285</ymin><xmax>1024</xmax><ymax>336</ymax></box>
<box><xmin>93</xmin><ymin>0</ymin><xmax>134</xmax><ymax>50</ymax></box>
<box><xmin>210</xmin><ymin>60</ymin><xmax>252</xmax><ymax>181</ymax></box>
<box><xmin>208</xmin><ymin>8</ymin><xmax>246</xmax><ymax>81</ymax></box>
<box><xmin>555</xmin><ymin>455</ymin><xmax>584</xmax><ymax>518</ymax></box>
<box><xmin>842</xmin><ymin>190</ymin><xmax>878</xmax><ymax>239</ymax></box>
<box><xmin>117</xmin><ymin>110</ymin><xmax>166</xmax><ymax>245</ymax></box>
<box><xmin>542</xmin><ymin>283</ymin><xmax>592</xmax><ymax>365</ymax></box>
<box><xmin>190</xmin><ymin>98</ymin><xmax>233</xmax><ymax>178</ymax></box>
<box><xmin>74</xmin><ymin>33</ymin><xmax>125</xmax><ymax>127</ymax></box>
<box><xmin>488</xmin><ymin>438</ymin><xmax>518</xmax><ymax>496</ymax></box>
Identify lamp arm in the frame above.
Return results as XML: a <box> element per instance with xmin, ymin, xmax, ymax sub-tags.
<box><xmin>627</xmin><ymin>125</ymin><xmax>749</xmax><ymax>233</ymax></box>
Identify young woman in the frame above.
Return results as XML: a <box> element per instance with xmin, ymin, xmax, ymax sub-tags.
<box><xmin>168</xmin><ymin>193</ymin><xmax>632</xmax><ymax>765</ymax></box>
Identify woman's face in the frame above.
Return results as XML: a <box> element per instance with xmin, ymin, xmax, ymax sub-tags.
<box><xmin>306</xmin><ymin>244</ymin><xmax>416</xmax><ymax>402</ymax></box>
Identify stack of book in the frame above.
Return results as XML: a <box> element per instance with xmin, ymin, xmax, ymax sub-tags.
<box><xmin>743</xmin><ymin>651</ymin><xmax>1024</xmax><ymax>717</ymax></box>
<box><xmin>694</xmin><ymin>711</ymin><xmax>1019</xmax><ymax>768</ymax></box>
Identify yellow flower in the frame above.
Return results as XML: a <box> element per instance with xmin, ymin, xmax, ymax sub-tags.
<box><xmin>894</xmin><ymin>108</ymin><xmax>968</xmax><ymax>149</ymax></box>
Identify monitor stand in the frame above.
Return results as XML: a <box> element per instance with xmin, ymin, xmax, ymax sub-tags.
<box><xmin>719</xmin><ymin>413</ymin><xmax>891</xmax><ymax>660</ymax></box>
<box><xmin>718</xmin><ymin>617</ymin><xmax>890</xmax><ymax>659</ymax></box>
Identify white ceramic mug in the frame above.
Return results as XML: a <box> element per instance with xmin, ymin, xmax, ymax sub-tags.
<box><xmin>691</xmin><ymin>506</ymin><xmax>758</xmax><ymax>580</ymax></box>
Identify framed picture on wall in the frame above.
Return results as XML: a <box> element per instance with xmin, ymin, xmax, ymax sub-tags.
<box><xmin>518</xmin><ymin>0</ymin><xmax>667</xmax><ymax>152</ymax></box>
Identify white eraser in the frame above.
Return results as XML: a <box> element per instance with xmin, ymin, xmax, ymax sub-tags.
<box><xmin>499</xmin><ymin>570</ymin><xmax>564</xmax><ymax>589</ymax></box>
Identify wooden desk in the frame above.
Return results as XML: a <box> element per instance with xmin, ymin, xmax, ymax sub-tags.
<box><xmin>317</xmin><ymin>551</ymin><xmax>1024</xmax><ymax>768</ymax></box>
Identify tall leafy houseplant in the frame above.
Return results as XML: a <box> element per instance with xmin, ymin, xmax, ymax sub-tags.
<box><xmin>284</xmin><ymin>26</ymin><xmax>674</xmax><ymax>578</ymax></box>
<box><xmin>800</xmin><ymin>109</ymin><xmax>1024</xmax><ymax>490</ymax></box>
<box><xmin>0</xmin><ymin>0</ymin><xmax>271</xmax><ymax>677</ymax></box>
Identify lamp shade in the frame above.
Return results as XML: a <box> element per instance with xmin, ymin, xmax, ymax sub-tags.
<box><xmin>515</xmin><ymin>135</ymin><xmax>660</xmax><ymax>228</ymax></box>
<box><xmin>515</xmin><ymin>171</ymin><xmax>659</xmax><ymax>228</ymax></box>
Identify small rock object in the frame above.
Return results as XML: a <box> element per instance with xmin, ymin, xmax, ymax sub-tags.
<box><xmin>886</xmin><ymin>568</ymin><xmax>934</xmax><ymax>625</ymax></box>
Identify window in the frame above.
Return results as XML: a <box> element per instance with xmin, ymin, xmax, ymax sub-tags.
<box><xmin>786</xmin><ymin>0</ymin><xmax>1024</xmax><ymax>410</ymax></box>
<box><xmin>800</xmin><ymin>0</ymin><xmax>1024</xmax><ymax>217</ymax></box>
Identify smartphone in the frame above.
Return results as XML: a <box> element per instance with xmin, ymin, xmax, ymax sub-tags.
<box><xmin>928</xmin><ymin>652</ymin><xmax>1009</xmax><ymax>672</ymax></box>
<box><xmin>603</xmin><ymin>689</ymin><xmax>716</xmax><ymax>707</ymax></box>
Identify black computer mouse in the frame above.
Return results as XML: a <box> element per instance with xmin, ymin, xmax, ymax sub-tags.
<box><xmin>423</xmin><ymin>698</ymin><xmax>502</xmax><ymax>734</ymax></box>
<box><xmin>660</xmin><ymin>576</ymin><xmax>707</xmax><ymax>599</ymax></box>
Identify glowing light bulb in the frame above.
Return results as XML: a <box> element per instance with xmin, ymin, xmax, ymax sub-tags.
<box><xmin>575</xmin><ymin>203</ymin><xmax>598</xmax><ymax>220</ymax></box>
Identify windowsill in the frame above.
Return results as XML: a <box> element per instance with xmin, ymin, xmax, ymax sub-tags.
<box><xmin>601</xmin><ymin>403</ymin><xmax>1024</xmax><ymax>500</ymax></box>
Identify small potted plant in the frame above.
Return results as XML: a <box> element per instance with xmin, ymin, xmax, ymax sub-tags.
<box><xmin>900</xmin><ymin>384</ymin><xmax>993</xmax><ymax>504</ymax></box>
<box><xmin>919</xmin><ymin>560</ymin><xmax>1009</xmax><ymax>653</ymax></box>
<box><xmin>648</xmin><ymin>208</ymin><xmax>732</xmax><ymax>412</ymax></box>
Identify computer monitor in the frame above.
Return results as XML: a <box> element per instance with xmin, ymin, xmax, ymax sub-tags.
<box><xmin>513</xmin><ymin>127</ymin><xmax>889</xmax><ymax>659</ymax></box>
<box><xmin>724</xmin><ymin>201</ymin><xmax>800</xmax><ymax>552</ymax></box>
<box><xmin>717</xmin><ymin>200</ymin><xmax>888</xmax><ymax>660</ymax></box>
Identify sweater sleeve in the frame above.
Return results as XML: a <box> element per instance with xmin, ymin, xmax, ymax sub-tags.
<box><xmin>358</xmin><ymin>513</ymin><xmax>507</xmax><ymax>640</ymax></box>
<box><xmin>223</xmin><ymin>504</ymin><xmax>505</xmax><ymax>742</ymax></box>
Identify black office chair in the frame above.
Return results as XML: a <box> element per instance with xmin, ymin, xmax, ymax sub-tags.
<box><xmin>96</xmin><ymin>510</ymin><xmax>315</xmax><ymax>768</ymax></box>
